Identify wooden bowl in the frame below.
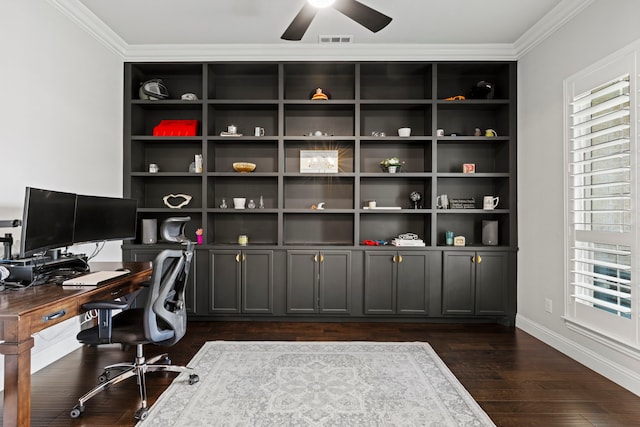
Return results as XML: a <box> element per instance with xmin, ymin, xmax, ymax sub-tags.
<box><xmin>233</xmin><ymin>162</ymin><xmax>256</xmax><ymax>173</ymax></box>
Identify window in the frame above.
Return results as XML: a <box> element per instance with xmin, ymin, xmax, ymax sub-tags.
<box><xmin>564</xmin><ymin>49</ymin><xmax>638</xmax><ymax>352</ymax></box>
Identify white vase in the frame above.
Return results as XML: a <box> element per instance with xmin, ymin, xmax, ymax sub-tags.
<box><xmin>388</xmin><ymin>166</ymin><xmax>398</xmax><ymax>173</ymax></box>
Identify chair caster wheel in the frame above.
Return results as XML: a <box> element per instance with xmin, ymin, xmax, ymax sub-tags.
<box><xmin>70</xmin><ymin>404</ymin><xmax>85</xmax><ymax>418</ymax></box>
<box><xmin>134</xmin><ymin>407</ymin><xmax>149</xmax><ymax>421</ymax></box>
<box><xmin>189</xmin><ymin>373</ymin><xmax>199</xmax><ymax>385</ymax></box>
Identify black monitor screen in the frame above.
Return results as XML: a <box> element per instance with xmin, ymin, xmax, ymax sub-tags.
<box><xmin>20</xmin><ymin>187</ymin><xmax>77</xmax><ymax>258</ymax></box>
<box><xmin>73</xmin><ymin>195</ymin><xmax>138</xmax><ymax>244</ymax></box>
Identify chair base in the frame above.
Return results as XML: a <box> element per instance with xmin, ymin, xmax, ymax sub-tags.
<box><xmin>70</xmin><ymin>343</ymin><xmax>199</xmax><ymax>421</ymax></box>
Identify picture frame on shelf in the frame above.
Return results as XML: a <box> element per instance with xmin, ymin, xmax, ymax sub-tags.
<box><xmin>300</xmin><ymin>150</ymin><xmax>339</xmax><ymax>173</ymax></box>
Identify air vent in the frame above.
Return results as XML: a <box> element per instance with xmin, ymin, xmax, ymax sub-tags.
<box><xmin>319</xmin><ymin>35</ymin><xmax>353</xmax><ymax>44</ymax></box>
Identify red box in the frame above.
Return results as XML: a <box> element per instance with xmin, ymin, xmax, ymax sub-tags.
<box><xmin>153</xmin><ymin>120</ymin><xmax>198</xmax><ymax>137</ymax></box>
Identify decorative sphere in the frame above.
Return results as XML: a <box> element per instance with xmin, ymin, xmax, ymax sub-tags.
<box><xmin>410</xmin><ymin>191</ymin><xmax>422</xmax><ymax>202</ymax></box>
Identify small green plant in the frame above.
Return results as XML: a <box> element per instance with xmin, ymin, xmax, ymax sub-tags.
<box><xmin>380</xmin><ymin>157</ymin><xmax>403</xmax><ymax>172</ymax></box>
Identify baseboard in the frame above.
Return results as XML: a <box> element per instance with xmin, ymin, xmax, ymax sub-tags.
<box><xmin>516</xmin><ymin>314</ymin><xmax>640</xmax><ymax>397</ymax></box>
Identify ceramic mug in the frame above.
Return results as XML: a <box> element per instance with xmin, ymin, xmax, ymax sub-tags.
<box><xmin>254</xmin><ymin>126</ymin><xmax>265</xmax><ymax>137</ymax></box>
<box><xmin>228</xmin><ymin>124</ymin><xmax>237</xmax><ymax>134</ymax></box>
<box><xmin>233</xmin><ymin>197</ymin><xmax>246</xmax><ymax>209</ymax></box>
<box><xmin>436</xmin><ymin>194</ymin><xmax>449</xmax><ymax>209</ymax></box>
<box><xmin>483</xmin><ymin>196</ymin><xmax>499</xmax><ymax>210</ymax></box>
<box><xmin>485</xmin><ymin>128</ymin><xmax>497</xmax><ymax>137</ymax></box>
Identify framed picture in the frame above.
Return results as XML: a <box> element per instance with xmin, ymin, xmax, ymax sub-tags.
<box><xmin>463</xmin><ymin>163</ymin><xmax>476</xmax><ymax>174</ymax></box>
<box><xmin>300</xmin><ymin>150</ymin><xmax>339</xmax><ymax>173</ymax></box>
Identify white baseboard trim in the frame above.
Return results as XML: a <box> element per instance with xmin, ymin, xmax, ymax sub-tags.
<box><xmin>516</xmin><ymin>314</ymin><xmax>640</xmax><ymax>397</ymax></box>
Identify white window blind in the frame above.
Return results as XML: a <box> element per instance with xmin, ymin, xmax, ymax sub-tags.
<box><xmin>565</xmin><ymin>50</ymin><xmax>638</xmax><ymax>350</ymax></box>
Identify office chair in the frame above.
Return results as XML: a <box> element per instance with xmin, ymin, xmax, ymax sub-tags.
<box><xmin>70</xmin><ymin>217</ymin><xmax>199</xmax><ymax>421</ymax></box>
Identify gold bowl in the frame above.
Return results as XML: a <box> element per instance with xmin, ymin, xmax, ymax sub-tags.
<box><xmin>233</xmin><ymin>162</ymin><xmax>256</xmax><ymax>173</ymax></box>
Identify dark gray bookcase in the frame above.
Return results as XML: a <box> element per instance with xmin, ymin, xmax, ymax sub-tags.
<box><xmin>123</xmin><ymin>61</ymin><xmax>517</xmax><ymax>323</ymax></box>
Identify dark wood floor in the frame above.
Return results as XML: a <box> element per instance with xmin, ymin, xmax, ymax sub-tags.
<box><xmin>4</xmin><ymin>321</ymin><xmax>640</xmax><ymax>426</ymax></box>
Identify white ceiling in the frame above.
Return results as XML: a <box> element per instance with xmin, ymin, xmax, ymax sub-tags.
<box><xmin>51</xmin><ymin>0</ymin><xmax>593</xmax><ymax>59</ymax></box>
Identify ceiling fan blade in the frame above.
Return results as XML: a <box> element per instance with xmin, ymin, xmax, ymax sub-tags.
<box><xmin>332</xmin><ymin>0</ymin><xmax>392</xmax><ymax>33</ymax></box>
<box><xmin>281</xmin><ymin>3</ymin><xmax>318</xmax><ymax>41</ymax></box>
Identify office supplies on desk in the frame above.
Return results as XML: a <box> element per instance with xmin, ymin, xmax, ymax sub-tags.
<box><xmin>62</xmin><ymin>270</ymin><xmax>129</xmax><ymax>288</ymax></box>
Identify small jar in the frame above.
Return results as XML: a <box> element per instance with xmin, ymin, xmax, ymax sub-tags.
<box><xmin>238</xmin><ymin>235</ymin><xmax>248</xmax><ymax>246</ymax></box>
<box><xmin>247</xmin><ymin>199</ymin><xmax>256</xmax><ymax>209</ymax></box>
<box><xmin>149</xmin><ymin>163</ymin><xmax>159</xmax><ymax>173</ymax></box>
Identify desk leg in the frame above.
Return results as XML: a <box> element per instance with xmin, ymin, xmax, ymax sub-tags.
<box><xmin>1</xmin><ymin>337</ymin><xmax>35</xmax><ymax>427</ymax></box>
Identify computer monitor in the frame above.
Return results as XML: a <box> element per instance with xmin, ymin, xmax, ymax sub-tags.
<box><xmin>73</xmin><ymin>194</ymin><xmax>138</xmax><ymax>244</ymax></box>
<box><xmin>19</xmin><ymin>187</ymin><xmax>77</xmax><ymax>258</ymax></box>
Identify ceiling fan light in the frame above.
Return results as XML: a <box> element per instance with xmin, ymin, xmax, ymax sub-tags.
<box><xmin>308</xmin><ymin>0</ymin><xmax>336</xmax><ymax>8</ymax></box>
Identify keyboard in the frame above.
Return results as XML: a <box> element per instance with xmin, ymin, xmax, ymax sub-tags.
<box><xmin>61</xmin><ymin>270</ymin><xmax>129</xmax><ymax>286</ymax></box>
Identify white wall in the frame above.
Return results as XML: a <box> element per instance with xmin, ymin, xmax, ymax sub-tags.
<box><xmin>517</xmin><ymin>0</ymin><xmax>640</xmax><ymax>395</ymax></box>
<box><xmin>0</xmin><ymin>0</ymin><xmax>123</xmax><ymax>384</ymax></box>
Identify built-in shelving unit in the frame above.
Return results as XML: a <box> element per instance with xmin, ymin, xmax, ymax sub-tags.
<box><xmin>122</xmin><ymin>61</ymin><xmax>517</xmax><ymax>323</ymax></box>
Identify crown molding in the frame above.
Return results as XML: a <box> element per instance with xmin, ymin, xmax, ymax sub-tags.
<box><xmin>48</xmin><ymin>0</ymin><xmax>589</xmax><ymax>62</ymax></box>
<box><xmin>122</xmin><ymin>43</ymin><xmax>518</xmax><ymax>62</ymax></box>
<box><xmin>45</xmin><ymin>0</ymin><xmax>127</xmax><ymax>57</ymax></box>
<box><xmin>513</xmin><ymin>0</ymin><xmax>595</xmax><ymax>58</ymax></box>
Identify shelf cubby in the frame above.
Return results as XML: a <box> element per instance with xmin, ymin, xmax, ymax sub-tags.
<box><xmin>436</xmin><ymin>139</ymin><xmax>509</xmax><ymax>173</ymax></box>
<box><xmin>359</xmin><ymin>213</ymin><xmax>431</xmax><ymax>244</ymax></box>
<box><xmin>130</xmin><ymin>138</ymin><xmax>203</xmax><ymax>173</ymax></box>
<box><xmin>284</xmin><ymin>104</ymin><xmax>355</xmax><ymax>136</ymax></box>
<box><xmin>436</xmin><ymin>212</ymin><xmax>510</xmax><ymax>247</ymax></box>
<box><xmin>360</xmin><ymin>141</ymin><xmax>432</xmax><ymax>174</ymax></box>
<box><xmin>436</xmin><ymin>101</ymin><xmax>511</xmax><ymax>137</ymax></box>
<box><xmin>360</xmin><ymin>177</ymin><xmax>432</xmax><ymax>209</ymax></box>
<box><xmin>130</xmin><ymin>103</ymin><xmax>203</xmax><ymax>136</ymax></box>
<box><xmin>284</xmin><ymin>176</ymin><xmax>354</xmax><ymax>209</ymax></box>
<box><xmin>284</xmin><ymin>213</ymin><xmax>354</xmax><ymax>246</ymax></box>
<box><xmin>207</xmin><ymin>63</ymin><xmax>279</xmax><ymax>100</ymax></box>
<box><xmin>436</xmin><ymin>176</ymin><xmax>509</xmax><ymax>209</ymax></box>
<box><xmin>208</xmin><ymin>103</ymin><xmax>278</xmax><ymax>137</ymax></box>
<box><xmin>360</xmin><ymin>103</ymin><xmax>432</xmax><ymax>137</ymax></box>
<box><xmin>208</xmin><ymin>212</ymin><xmax>278</xmax><ymax>245</ymax></box>
<box><xmin>207</xmin><ymin>176</ymin><xmax>278</xmax><ymax>209</ymax></box>
<box><xmin>360</xmin><ymin>63</ymin><xmax>432</xmax><ymax>100</ymax></box>
<box><xmin>209</xmin><ymin>139</ymin><xmax>278</xmax><ymax>173</ymax></box>
<box><xmin>283</xmin><ymin>63</ymin><xmax>356</xmax><ymax>100</ymax></box>
<box><xmin>129</xmin><ymin>63</ymin><xmax>204</xmax><ymax>101</ymax></box>
<box><xmin>130</xmin><ymin>175</ymin><xmax>203</xmax><ymax>209</ymax></box>
<box><xmin>436</xmin><ymin>62</ymin><xmax>513</xmax><ymax>100</ymax></box>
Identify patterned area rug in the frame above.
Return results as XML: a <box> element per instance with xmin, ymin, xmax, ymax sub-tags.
<box><xmin>138</xmin><ymin>341</ymin><xmax>495</xmax><ymax>426</ymax></box>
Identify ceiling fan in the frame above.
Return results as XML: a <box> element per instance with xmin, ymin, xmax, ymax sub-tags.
<box><xmin>281</xmin><ymin>0</ymin><xmax>392</xmax><ymax>41</ymax></box>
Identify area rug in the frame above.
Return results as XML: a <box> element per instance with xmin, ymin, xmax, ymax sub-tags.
<box><xmin>138</xmin><ymin>341</ymin><xmax>495</xmax><ymax>427</ymax></box>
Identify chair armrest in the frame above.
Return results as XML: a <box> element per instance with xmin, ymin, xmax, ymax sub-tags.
<box><xmin>82</xmin><ymin>300</ymin><xmax>129</xmax><ymax>311</ymax></box>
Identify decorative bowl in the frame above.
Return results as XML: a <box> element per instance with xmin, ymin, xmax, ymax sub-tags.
<box><xmin>233</xmin><ymin>162</ymin><xmax>256</xmax><ymax>173</ymax></box>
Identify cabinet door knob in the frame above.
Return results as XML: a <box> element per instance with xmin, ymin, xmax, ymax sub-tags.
<box><xmin>242</xmin><ymin>253</ymin><xmax>246</xmax><ymax>262</ymax></box>
<box><xmin>314</xmin><ymin>254</ymin><xmax>318</xmax><ymax>263</ymax></box>
<box><xmin>476</xmin><ymin>255</ymin><xmax>482</xmax><ymax>264</ymax></box>
<box><xmin>471</xmin><ymin>256</ymin><xmax>475</xmax><ymax>263</ymax></box>
<box><xmin>398</xmin><ymin>255</ymin><xmax>403</xmax><ymax>263</ymax></box>
<box><xmin>392</xmin><ymin>255</ymin><xmax>396</xmax><ymax>263</ymax></box>
<box><xmin>235</xmin><ymin>254</ymin><xmax>240</xmax><ymax>263</ymax></box>
<box><xmin>320</xmin><ymin>254</ymin><xmax>324</xmax><ymax>263</ymax></box>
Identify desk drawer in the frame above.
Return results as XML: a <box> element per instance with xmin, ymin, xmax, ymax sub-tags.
<box><xmin>28</xmin><ymin>300</ymin><xmax>77</xmax><ymax>334</ymax></box>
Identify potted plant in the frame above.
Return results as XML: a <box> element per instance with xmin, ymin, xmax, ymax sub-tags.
<box><xmin>380</xmin><ymin>157</ymin><xmax>403</xmax><ymax>173</ymax></box>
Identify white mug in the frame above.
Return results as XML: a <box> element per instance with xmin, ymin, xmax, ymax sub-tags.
<box><xmin>254</xmin><ymin>126</ymin><xmax>265</xmax><ymax>137</ymax></box>
<box><xmin>228</xmin><ymin>124</ymin><xmax>237</xmax><ymax>134</ymax></box>
<box><xmin>436</xmin><ymin>194</ymin><xmax>449</xmax><ymax>209</ymax></box>
<box><xmin>233</xmin><ymin>197</ymin><xmax>246</xmax><ymax>209</ymax></box>
<box><xmin>483</xmin><ymin>196</ymin><xmax>499</xmax><ymax>210</ymax></box>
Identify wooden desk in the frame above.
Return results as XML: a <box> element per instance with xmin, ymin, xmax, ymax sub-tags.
<box><xmin>0</xmin><ymin>261</ymin><xmax>152</xmax><ymax>427</ymax></box>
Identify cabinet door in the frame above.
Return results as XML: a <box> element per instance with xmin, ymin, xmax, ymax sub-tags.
<box><xmin>210</xmin><ymin>250</ymin><xmax>241</xmax><ymax>313</ymax></box>
<box><xmin>286</xmin><ymin>251</ymin><xmax>318</xmax><ymax>313</ymax></box>
<box><xmin>319</xmin><ymin>251</ymin><xmax>351</xmax><ymax>314</ymax></box>
<box><xmin>442</xmin><ymin>252</ymin><xmax>475</xmax><ymax>315</ymax></box>
<box><xmin>475</xmin><ymin>252</ymin><xmax>509</xmax><ymax>315</ymax></box>
<box><xmin>364</xmin><ymin>251</ymin><xmax>396</xmax><ymax>314</ymax></box>
<box><xmin>396</xmin><ymin>252</ymin><xmax>428</xmax><ymax>315</ymax></box>
<box><xmin>129</xmin><ymin>248</ymin><xmax>197</xmax><ymax>314</ymax></box>
<box><xmin>242</xmin><ymin>250</ymin><xmax>274</xmax><ymax>314</ymax></box>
